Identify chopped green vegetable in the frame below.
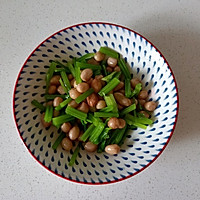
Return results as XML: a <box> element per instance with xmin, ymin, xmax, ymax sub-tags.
<box><xmin>65</xmin><ymin>106</ymin><xmax>87</xmax><ymax>121</ymax></box>
<box><xmin>120</xmin><ymin>104</ymin><xmax>136</xmax><ymax>116</ymax></box>
<box><xmin>80</xmin><ymin>124</ymin><xmax>95</xmax><ymax>142</ymax></box>
<box><xmin>52</xmin><ymin>114</ymin><xmax>75</xmax><ymax>128</ymax></box>
<box><xmin>31</xmin><ymin>99</ymin><xmax>45</xmax><ymax>111</ymax></box>
<box><xmin>98</xmin><ymin>77</ymin><xmax>120</xmax><ymax>96</ymax></box>
<box><xmin>66</xmin><ymin>62</ymin><xmax>75</xmax><ymax>77</ymax></box>
<box><xmin>101</xmin><ymin>71</ymin><xmax>121</xmax><ymax>82</ymax></box>
<box><xmin>87</xmin><ymin>113</ymin><xmax>102</xmax><ymax>126</ymax></box>
<box><xmin>52</xmin><ymin>132</ymin><xmax>66</xmax><ymax>150</ymax></box>
<box><xmin>75</xmin><ymin>88</ymin><xmax>94</xmax><ymax>104</ymax></box>
<box><xmin>118</xmin><ymin>129</ymin><xmax>129</xmax><ymax>146</ymax></box>
<box><xmin>61</xmin><ymin>71</ymin><xmax>71</xmax><ymax>90</ymax></box>
<box><xmin>59</xmin><ymin>78</ymin><xmax>68</xmax><ymax>94</ymax></box>
<box><xmin>44</xmin><ymin>105</ymin><xmax>53</xmax><ymax>123</ymax></box>
<box><xmin>46</xmin><ymin>62</ymin><xmax>56</xmax><ymax>93</ymax></box>
<box><xmin>94</xmin><ymin>112</ymin><xmax>119</xmax><ymax>118</ymax></box>
<box><xmin>104</xmin><ymin>94</ymin><xmax>118</xmax><ymax>113</ymax></box>
<box><xmin>44</xmin><ymin>94</ymin><xmax>68</xmax><ymax>100</ymax></box>
<box><xmin>77</xmin><ymin>53</ymin><xmax>95</xmax><ymax>62</ymax></box>
<box><xmin>125</xmin><ymin>79</ymin><xmax>132</xmax><ymax>98</ymax></box>
<box><xmin>97</xmin><ymin>140</ymin><xmax>106</xmax><ymax>153</ymax></box>
<box><xmin>113</xmin><ymin>125</ymin><xmax>127</xmax><ymax>144</ymax></box>
<box><xmin>74</xmin><ymin>62</ymin><xmax>82</xmax><ymax>84</ymax></box>
<box><xmin>101</xmin><ymin>63</ymin><xmax>108</xmax><ymax>76</ymax></box>
<box><xmin>118</xmin><ymin>58</ymin><xmax>131</xmax><ymax>79</ymax></box>
<box><xmin>131</xmin><ymin>83</ymin><xmax>142</xmax><ymax>97</ymax></box>
<box><xmin>100</xmin><ymin>105</ymin><xmax>114</xmax><ymax>112</ymax></box>
<box><xmin>55</xmin><ymin>97</ymin><xmax>72</xmax><ymax>111</ymax></box>
<box><xmin>89</xmin><ymin>122</ymin><xmax>106</xmax><ymax>144</ymax></box>
<box><xmin>99</xmin><ymin>46</ymin><xmax>119</xmax><ymax>59</ymax></box>
<box><xmin>69</xmin><ymin>143</ymin><xmax>81</xmax><ymax>166</ymax></box>
<box><xmin>76</xmin><ymin>62</ymin><xmax>101</xmax><ymax>70</ymax></box>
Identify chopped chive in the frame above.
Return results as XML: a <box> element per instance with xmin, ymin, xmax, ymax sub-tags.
<box><xmin>44</xmin><ymin>94</ymin><xmax>68</xmax><ymax>100</ymax></box>
<box><xmin>77</xmin><ymin>53</ymin><xmax>95</xmax><ymax>62</ymax></box>
<box><xmin>125</xmin><ymin>79</ymin><xmax>132</xmax><ymax>98</ymax></box>
<box><xmin>118</xmin><ymin>58</ymin><xmax>131</xmax><ymax>79</ymax></box>
<box><xmin>61</xmin><ymin>71</ymin><xmax>71</xmax><ymax>90</ymax></box>
<box><xmin>89</xmin><ymin>123</ymin><xmax>106</xmax><ymax>144</ymax></box>
<box><xmin>114</xmin><ymin>125</ymin><xmax>127</xmax><ymax>145</ymax></box>
<box><xmin>46</xmin><ymin>62</ymin><xmax>56</xmax><ymax>93</ymax></box>
<box><xmin>74</xmin><ymin>62</ymin><xmax>82</xmax><ymax>84</ymax></box>
<box><xmin>69</xmin><ymin>143</ymin><xmax>81</xmax><ymax>166</ymax></box>
<box><xmin>132</xmin><ymin>122</ymin><xmax>147</xmax><ymax>129</ymax></box>
<box><xmin>118</xmin><ymin>129</ymin><xmax>129</xmax><ymax>146</ymax></box>
<box><xmin>75</xmin><ymin>88</ymin><xmax>94</xmax><ymax>104</ymax></box>
<box><xmin>44</xmin><ymin>105</ymin><xmax>53</xmax><ymax>123</ymax></box>
<box><xmin>52</xmin><ymin>132</ymin><xmax>66</xmax><ymax>150</ymax></box>
<box><xmin>135</xmin><ymin>117</ymin><xmax>153</xmax><ymax>125</ymax></box>
<box><xmin>54</xmin><ymin>60</ymin><xmax>66</xmax><ymax>68</ymax></box>
<box><xmin>80</xmin><ymin>124</ymin><xmax>95</xmax><ymax>142</ymax></box>
<box><xmin>65</xmin><ymin>106</ymin><xmax>87</xmax><ymax>121</ymax></box>
<box><xmin>101</xmin><ymin>71</ymin><xmax>121</xmax><ymax>82</ymax></box>
<box><xmin>98</xmin><ymin>77</ymin><xmax>120</xmax><ymax>96</ymax></box>
<box><xmin>52</xmin><ymin>114</ymin><xmax>75</xmax><ymax>128</ymax></box>
<box><xmin>97</xmin><ymin>140</ymin><xmax>106</xmax><ymax>153</ymax></box>
<box><xmin>96</xmin><ymin>127</ymin><xmax>111</xmax><ymax>144</ymax></box>
<box><xmin>87</xmin><ymin>113</ymin><xmax>102</xmax><ymax>126</ymax></box>
<box><xmin>100</xmin><ymin>105</ymin><xmax>114</xmax><ymax>112</ymax></box>
<box><xmin>66</xmin><ymin>62</ymin><xmax>75</xmax><ymax>77</ymax></box>
<box><xmin>93</xmin><ymin>69</ymin><xmax>102</xmax><ymax>76</ymax></box>
<box><xmin>59</xmin><ymin>78</ymin><xmax>68</xmax><ymax>94</ymax></box>
<box><xmin>55</xmin><ymin>97</ymin><xmax>72</xmax><ymax>111</ymax></box>
<box><xmin>101</xmin><ymin>64</ymin><xmax>108</xmax><ymax>76</ymax></box>
<box><xmin>99</xmin><ymin>46</ymin><xmax>119</xmax><ymax>59</ymax></box>
<box><xmin>131</xmin><ymin>83</ymin><xmax>142</xmax><ymax>97</ymax></box>
<box><xmin>104</xmin><ymin>94</ymin><xmax>118</xmax><ymax>113</ymax></box>
<box><xmin>76</xmin><ymin>62</ymin><xmax>101</xmax><ymax>70</ymax></box>
<box><xmin>31</xmin><ymin>99</ymin><xmax>45</xmax><ymax>111</ymax></box>
<box><xmin>54</xmin><ymin>68</ymin><xmax>70</xmax><ymax>73</ymax></box>
<box><xmin>120</xmin><ymin>104</ymin><xmax>136</xmax><ymax>116</ymax></box>
<box><xmin>94</xmin><ymin>112</ymin><xmax>119</xmax><ymax>118</ymax></box>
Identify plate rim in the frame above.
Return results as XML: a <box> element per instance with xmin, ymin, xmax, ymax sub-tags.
<box><xmin>12</xmin><ymin>21</ymin><xmax>179</xmax><ymax>185</ymax></box>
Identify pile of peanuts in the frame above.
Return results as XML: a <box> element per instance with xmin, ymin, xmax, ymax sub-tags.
<box><xmin>41</xmin><ymin>51</ymin><xmax>157</xmax><ymax>155</ymax></box>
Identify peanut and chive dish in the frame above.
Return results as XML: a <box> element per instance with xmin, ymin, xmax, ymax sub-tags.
<box><xmin>31</xmin><ymin>46</ymin><xmax>157</xmax><ymax>166</ymax></box>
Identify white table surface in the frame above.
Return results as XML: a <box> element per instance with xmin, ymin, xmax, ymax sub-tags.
<box><xmin>1</xmin><ymin>0</ymin><xmax>200</xmax><ymax>199</ymax></box>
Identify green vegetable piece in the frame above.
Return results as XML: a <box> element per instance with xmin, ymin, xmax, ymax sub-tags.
<box><xmin>52</xmin><ymin>114</ymin><xmax>75</xmax><ymax>128</ymax></box>
<box><xmin>61</xmin><ymin>71</ymin><xmax>71</xmax><ymax>90</ymax></box>
<box><xmin>120</xmin><ymin>104</ymin><xmax>136</xmax><ymax>116</ymax></box>
<box><xmin>118</xmin><ymin>129</ymin><xmax>129</xmax><ymax>146</ymax></box>
<box><xmin>98</xmin><ymin>78</ymin><xmax>120</xmax><ymax>96</ymax></box>
<box><xmin>100</xmin><ymin>105</ymin><xmax>114</xmax><ymax>112</ymax></box>
<box><xmin>80</xmin><ymin>124</ymin><xmax>95</xmax><ymax>142</ymax></box>
<box><xmin>65</xmin><ymin>106</ymin><xmax>87</xmax><ymax>121</ymax></box>
<box><xmin>94</xmin><ymin>112</ymin><xmax>119</xmax><ymax>118</ymax></box>
<box><xmin>52</xmin><ymin>132</ymin><xmax>66</xmax><ymax>150</ymax></box>
<box><xmin>87</xmin><ymin>113</ymin><xmax>102</xmax><ymax>126</ymax></box>
<box><xmin>89</xmin><ymin>123</ymin><xmax>106</xmax><ymax>144</ymax></box>
<box><xmin>125</xmin><ymin>78</ymin><xmax>132</xmax><ymax>98</ymax></box>
<box><xmin>76</xmin><ymin>62</ymin><xmax>101</xmax><ymax>70</ymax></box>
<box><xmin>44</xmin><ymin>105</ymin><xmax>53</xmax><ymax>123</ymax></box>
<box><xmin>75</xmin><ymin>88</ymin><xmax>94</xmax><ymax>104</ymax></box>
<box><xmin>66</xmin><ymin>62</ymin><xmax>75</xmax><ymax>77</ymax></box>
<box><xmin>59</xmin><ymin>78</ymin><xmax>68</xmax><ymax>94</ymax></box>
<box><xmin>99</xmin><ymin>46</ymin><xmax>119</xmax><ymax>59</ymax></box>
<box><xmin>74</xmin><ymin>62</ymin><xmax>82</xmax><ymax>84</ymax></box>
<box><xmin>114</xmin><ymin>125</ymin><xmax>127</xmax><ymax>145</ymax></box>
<box><xmin>104</xmin><ymin>94</ymin><xmax>118</xmax><ymax>113</ymax></box>
<box><xmin>55</xmin><ymin>97</ymin><xmax>72</xmax><ymax>111</ymax></box>
<box><xmin>118</xmin><ymin>58</ymin><xmax>131</xmax><ymax>79</ymax></box>
<box><xmin>77</xmin><ymin>53</ymin><xmax>95</xmax><ymax>62</ymax></box>
<box><xmin>131</xmin><ymin>83</ymin><xmax>142</xmax><ymax>97</ymax></box>
<box><xmin>31</xmin><ymin>99</ymin><xmax>45</xmax><ymax>111</ymax></box>
<box><xmin>101</xmin><ymin>71</ymin><xmax>121</xmax><ymax>82</ymax></box>
<box><xmin>44</xmin><ymin>94</ymin><xmax>68</xmax><ymax>100</ymax></box>
<box><xmin>69</xmin><ymin>143</ymin><xmax>81</xmax><ymax>166</ymax></box>
<box><xmin>46</xmin><ymin>62</ymin><xmax>56</xmax><ymax>93</ymax></box>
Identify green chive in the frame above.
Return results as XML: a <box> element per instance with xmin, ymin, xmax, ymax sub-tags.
<box><xmin>66</xmin><ymin>62</ymin><xmax>75</xmax><ymax>77</ymax></box>
<box><xmin>120</xmin><ymin>104</ymin><xmax>136</xmax><ymax>116</ymax></box>
<box><xmin>76</xmin><ymin>62</ymin><xmax>101</xmax><ymax>71</ymax></box>
<box><xmin>44</xmin><ymin>105</ymin><xmax>53</xmax><ymax>123</ymax></box>
<box><xmin>55</xmin><ymin>97</ymin><xmax>72</xmax><ymax>111</ymax></box>
<box><xmin>100</xmin><ymin>105</ymin><xmax>114</xmax><ymax>112</ymax></box>
<box><xmin>118</xmin><ymin>58</ymin><xmax>131</xmax><ymax>79</ymax></box>
<box><xmin>131</xmin><ymin>83</ymin><xmax>142</xmax><ymax>97</ymax></box>
<box><xmin>77</xmin><ymin>53</ymin><xmax>95</xmax><ymax>62</ymax></box>
<box><xmin>104</xmin><ymin>94</ymin><xmax>118</xmax><ymax>113</ymax></box>
<box><xmin>46</xmin><ymin>62</ymin><xmax>56</xmax><ymax>93</ymax></box>
<box><xmin>52</xmin><ymin>114</ymin><xmax>75</xmax><ymax>128</ymax></box>
<box><xmin>98</xmin><ymin>78</ymin><xmax>120</xmax><ymax>96</ymax></box>
<box><xmin>65</xmin><ymin>106</ymin><xmax>87</xmax><ymax>121</ymax></box>
<box><xmin>80</xmin><ymin>124</ymin><xmax>95</xmax><ymax>142</ymax></box>
<box><xmin>59</xmin><ymin>78</ymin><xmax>68</xmax><ymax>94</ymax></box>
<box><xmin>44</xmin><ymin>94</ymin><xmax>68</xmax><ymax>100</ymax></box>
<box><xmin>125</xmin><ymin>79</ymin><xmax>132</xmax><ymax>98</ymax></box>
<box><xmin>101</xmin><ymin>71</ymin><xmax>121</xmax><ymax>82</ymax></box>
<box><xmin>75</xmin><ymin>88</ymin><xmax>94</xmax><ymax>104</ymax></box>
<box><xmin>94</xmin><ymin>112</ymin><xmax>119</xmax><ymax>118</ymax></box>
<box><xmin>52</xmin><ymin>132</ymin><xmax>66</xmax><ymax>150</ymax></box>
<box><xmin>31</xmin><ymin>99</ymin><xmax>45</xmax><ymax>111</ymax></box>
<box><xmin>74</xmin><ymin>62</ymin><xmax>82</xmax><ymax>84</ymax></box>
<box><xmin>89</xmin><ymin>123</ymin><xmax>106</xmax><ymax>144</ymax></box>
<box><xmin>61</xmin><ymin>71</ymin><xmax>71</xmax><ymax>90</ymax></box>
<box><xmin>69</xmin><ymin>143</ymin><xmax>81</xmax><ymax>166</ymax></box>
<box><xmin>99</xmin><ymin>46</ymin><xmax>119</xmax><ymax>59</ymax></box>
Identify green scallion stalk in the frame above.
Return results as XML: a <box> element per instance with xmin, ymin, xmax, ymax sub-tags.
<box><xmin>77</xmin><ymin>53</ymin><xmax>95</xmax><ymax>62</ymax></box>
<box><xmin>132</xmin><ymin>122</ymin><xmax>147</xmax><ymax>129</ymax></box>
<box><xmin>66</xmin><ymin>62</ymin><xmax>75</xmax><ymax>77</ymax></box>
<box><xmin>135</xmin><ymin>116</ymin><xmax>153</xmax><ymax>125</ymax></box>
<box><xmin>99</xmin><ymin>46</ymin><xmax>119</xmax><ymax>59</ymax></box>
<box><xmin>124</xmin><ymin>114</ymin><xmax>148</xmax><ymax>129</ymax></box>
<box><xmin>59</xmin><ymin>78</ymin><xmax>68</xmax><ymax>94</ymax></box>
<box><xmin>46</xmin><ymin>62</ymin><xmax>56</xmax><ymax>93</ymax></box>
<box><xmin>31</xmin><ymin>99</ymin><xmax>45</xmax><ymax>111</ymax></box>
<box><xmin>94</xmin><ymin>112</ymin><xmax>119</xmax><ymax>118</ymax></box>
<box><xmin>100</xmin><ymin>105</ymin><xmax>114</xmax><ymax>112</ymax></box>
<box><xmin>52</xmin><ymin>114</ymin><xmax>75</xmax><ymax>128</ymax></box>
<box><xmin>97</xmin><ymin>140</ymin><xmax>106</xmax><ymax>153</ymax></box>
<box><xmin>44</xmin><ymin>94</ymin><xmax>68</xmax><ymax>100</ymax></box>
<box><xmin>101</xmin><ymin>64</ymin><xmax>108</xmax><ymax>76</ymax></box>
<box><xmin>98</xmin><ymin>78</ymin><xmax>120</xmax><ymax>96</ymax></box>
<box><xmin>104</xmin><ymin>94</ymin><xmax>118</xmax><ymax>113</ymax></box>
<box><xmin>55</xmin><ymin>97</ymin><xmax>72</xmax><ymax>111</ymax></box>
<box><xmin>89</xmin><ymin>122</ymin><xmax>106</xmax><ymax>144</ymax></box>
<box><xmin>118</xmin><ymin>58</ymin><xmax>131</xmax><ymax>79</ymax></box>
<box><xmin>69</xmin><ymin>143</ymin><xmax>81</xmax><ymax>166</ymax></box>
<box><xmin>44</xmin><ymin>105</ymin><xmax>53</xmax><ymax>123</ymax></box>
<box><xmin>87</xmin><ymin>113</ymin><xmax>102</xmax><ymax>126</ymax></box>
<box><xmin>120</xmin><ymin>104</ymin><xmax>136</xmax><ymax>116</ymax></box>
<box><xmin>75</xmin><ymin>88</ymin><xmax>94</xmax><ymax>104</ymax></box>
<box><xmin>54</xmin><ymin>68</ymin><xmax>70</xmax><ymax>73</ymax></box>
<box><xmin>101</xmin><ymin>71</ymin><xmax>121</xmax><ymax>82</ymax></box>
<box><xmin>61</xmin><ymin>71</ymin><xmax>71</xmax><ymax>90</ymax></box>
<box><xmin>125</xmin><ymin>79</ymin><xmax>132</xmax><ymax>98</ymax></box>
<box><xmin>96</xmin><ymin>127</ymin><xmax>111</xmax><ymax>143</ymax></box>
<box><xmin>114</xmin><ymin>126</ymin><xmax>127</xmax><ymax>145</ymax></box>
<box><xmin>74</xmin><ymin>63</ymin><xmax>82</xmax><ymax>84</ymax></box>
<box><xmin>118</xmin><ymin>129</ymin><xmax>129</xmax><ymax>146</ymax></box>
<box><xmin>80</xmin><ymin>124</ymin><xmax>95</xmax><ymax>142</ymax></box>
<box><xmin>76</xmin><ymin>62</ymin><xmax>101</xmax><ymax>71</ymax></box>
<box><xmin>52</xmin><ymin>132</ymin><xmax>66</xmax><ymax>150</ymax></box>
<box><xmin>131</xmin><ymin>83</ymin><xmax>142</xmax><ymax>97</ymax></box>
<box><xmin>65</xmin><ymin>106</ymin><xmax>87</xmax><ymax>121</ymax></box>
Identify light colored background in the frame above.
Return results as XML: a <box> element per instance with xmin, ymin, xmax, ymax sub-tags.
<box><xmin>0</xmin><ymin>0</ymin><xmax>200</xmax><ymax>199</ymax></box>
